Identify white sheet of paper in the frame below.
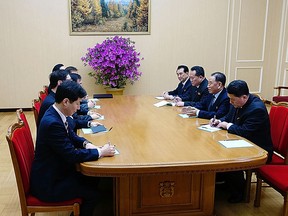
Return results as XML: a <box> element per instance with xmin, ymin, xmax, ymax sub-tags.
<box><xmin>219</xmin><ymin>140</ymin><xmax>254</xmax><ymax>148</ymax></box>
<box><xmin>155</xmin><ymin>96</ymin><xmax>165</xmax><ymax>100</ymax></box>
<box><xmin>82</xmin><ymin>128</ymin><xmax>93</xmax><ymax>134</ymax></box>
<box><xmin>96</xmin><ymin>115</ymin><xmax>105</xmax><ymax>120</ymax></box>
<box><xmin>198</xmin><ymin>124</ymin><xmax>221</xmax><ymax>132</ymax></box>
<box><xmin>154</xmin><ymin>100</ymin><xmax>168</xmax><ymax>107</ymax></box>
<box><xmin>114</xmin><ymin>148</ymin><xmax>120</xmax><ymax>155</ymax></box>
<box><xmin>178</xmin><ymin>114</ymin><xmax>196</xmax><ymax>118</ymax></box>
<box><xmin>153</xmin><ymin>100</ymin><xmax>175</xmax><ymax>107</ymax></box>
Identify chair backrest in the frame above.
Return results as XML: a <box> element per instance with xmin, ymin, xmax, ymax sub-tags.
<box><xmin>16</xmin><ymin>109</ymin><xmax>35</xmax><ymax>161</ymax></box>
<box><xmin>39</xmin><ymin>90</ymin><xmax>47</xmax><ymax>102</ymax></box>
<box><xmin>43</xmin><ymin>85</ymin><xmax>49</xmax><ymax>95</ymax></box>
<box><xmin>32</xmin><ymin>99</ymin><xmax>41</xmax><ymax>126</ymax></box>
<box><xmin>269</xmin><ymin>105</ymin><xmax>288</xmax><ymax>163</ymax></box>
<box><xmin>6</xmin><ymin>121</ymin><xmax>33</xmax><ymax>214</ymax></box>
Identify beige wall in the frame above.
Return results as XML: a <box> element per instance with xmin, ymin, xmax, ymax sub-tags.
<box><xmin>0</xmin><ymin>0</ymin><xmax>287</xmax><ymax>108</ymax></box>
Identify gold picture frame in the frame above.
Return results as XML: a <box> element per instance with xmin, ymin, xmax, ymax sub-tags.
<box><xmin>69</xmin><ymin>0</ymin><xmax>151</xmax><ymax>35</ymax></box>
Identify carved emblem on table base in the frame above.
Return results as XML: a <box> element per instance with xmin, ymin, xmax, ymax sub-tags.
<box><xmin>159</xmin><ymin>181</ymin><xmax>175</xmax><ymax>198</ymax></box>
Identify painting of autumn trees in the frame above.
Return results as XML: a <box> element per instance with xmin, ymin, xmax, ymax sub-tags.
<box><xmin>70</xmin><ymin>0</ymin><xmax>150</xmax><ymax>34</ymax></box>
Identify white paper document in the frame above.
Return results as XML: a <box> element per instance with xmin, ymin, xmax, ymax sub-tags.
<box><xmin>219</xmin><ymin>140</ymin><xmax>254</xmax><ymax>148</ymax></box>
<box><xmin>82</xmin><ymin>128</ymin><xmax>93</xmax><ymax>134</ymax></box>
<box><xmin>178</xmin><ymin>114</ymin><xmax>196</xmax><ymax>118</ymax></box>
<box><xmin>153</xmin><ymin>100</ymin><xmax>175</xmax><ymax>107</ymax></box>
<box><xmin>93</xmin><ymin>105</ymin><xmax>101</xmax><ymax>109</ymax></box>
<box><xmin>155</xmin><ymin>96</ymin><xmax>165</xmax><ymax>100</ymax></box>
<box><xmin>198</xmin><ymin>124</ymin><xmax>221</xmax><ymax>132</ymax></box>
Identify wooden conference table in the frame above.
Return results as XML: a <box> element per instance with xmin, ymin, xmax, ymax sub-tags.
<box><xmin>79</xmin><ymin>95</ymin><xmax>267</xmax><ymax>216</ymax></box>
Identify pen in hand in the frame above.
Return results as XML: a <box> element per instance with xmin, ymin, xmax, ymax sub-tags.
<box><xmin>211</xmin><ymin>115</ymin><xmax>216</xmax><ymax>127</ymax></box>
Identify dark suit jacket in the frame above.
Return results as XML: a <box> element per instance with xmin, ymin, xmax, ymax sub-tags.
<box><xmin>183</xmin><ymin>78</ymin><xmax>210</xmax><ymax>106</ymax></box>
<box><xmin>38</xmin><ymin>91</ymin><xmax>56</xmax><ymax>126</ymax></box>
<box><xmin>220</xmin><ymin>94</ymin><xmax>273</xmax><ymax>162</ymax></box>
<box><xmin>30</xmin><ymin>106</ymin><xmax>99</xmax><ymax>202</ymax></box>
<box><xmin>38</xmin><ymin>91</ymin><xmax>92</xmax><ymax>129</ymax></box>
<box><xmin>195</xmin><ymin>88</ymin><xmax>230</xmax><ymax>119</ymax></box>
<box><xmin>168</xmin><ymin>78</ymin><xmax>192</xmax><ymax>99</ymax></box>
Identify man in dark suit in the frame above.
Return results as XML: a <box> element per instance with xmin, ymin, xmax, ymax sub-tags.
<box><xmin>162</xmin><ymin>65</ymin><xmax>192</xmax><ymax>100</ymax></box>
<box><xmin>38</xmin><ymin>70</ymin><xmax>100</xmax><ymax>130</ymax></box>
<box><xmin>212</xmin><ymin>80</ymin><xmax>273</xmax><ymax>203</ymax></box>
<box><xmin>182</xmin><ymin>72</ymin><xmax>230</xmax><ymax>119</ymax></box>
<box><xmin>38</xmin><ymin>70</ymin><xmax>71</xmax><ymax>126</ymax></box>
<box><xmin>175</xmin><ymin>66</ymin><xmax>210</xmax><ymax>107</ymax></box>
<box><xmin>30</xmin><ymin>80</ymin><xmax>116</xmax><ymax>215</ymax></box>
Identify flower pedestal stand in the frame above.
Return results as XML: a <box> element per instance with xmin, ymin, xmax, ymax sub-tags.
<box><xmin>105</xmin><ymin>88</ymin><xmax>124</xmax><ymax>95</ymax></box>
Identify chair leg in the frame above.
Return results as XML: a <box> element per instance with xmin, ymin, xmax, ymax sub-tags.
<box><xmin>254</xmin><ymin>175</ymin><xmax>262</xmax><ymax>207</ymax></box>
<box><xmin>284</xmin><ymin>193</ymin><xmax>288</xmax><ymax>216</ymax></box>
<box><xmin>73</xmin><ymin>203</ymin><xmax>80</xmax><ymax>216</ymax></box>
<box><xmin>244</xmin><ymin>170</ymin><xmax>252</xmax><ymax>203</ymax></box>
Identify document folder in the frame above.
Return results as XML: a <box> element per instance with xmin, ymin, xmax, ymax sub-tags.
<box><xmin>93</xmin><ymin>94</ymin><xmax>113</xmax><ymax>98</ymax></box>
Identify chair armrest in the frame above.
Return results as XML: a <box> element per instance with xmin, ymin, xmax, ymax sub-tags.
<box><xmin>274</xmin><ymin>86</ymin><xmax>288</xmax><ymax>96</ymax></box>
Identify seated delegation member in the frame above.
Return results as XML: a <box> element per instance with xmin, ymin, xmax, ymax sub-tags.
<box><xmin>70</xmin><ymin>72</ymin><xmax>101</xmax><ymax>117</ymax></box>
<box><xmin>211</xmin><ymin>80</ymin><xmax>273</xmax><ymax>203</ymax></box>
<box><xmin>182</xmin><ymin>72</ymin><xmax>230</xmax><ymax>119</ymax></box>
<box><xmin>30</xmin><ymin>80</ymin><xmax>116</xmax><ymax>215</ymax></box>
<box><xmin>175</xmin><ymin>65</ymin><xmax>210</xmax><ymax>107</ymax></box>
<box><xmin>38</xmin><ymin>70</ymin><xmax>71</xmax><ymax>126</ymax></box>
<box><xmin>39</xmin><ymin>70</ymin><xmax>100</xmax><ymax>130</ymax></box>
<box><xmin>162</xmin><ymin>65</ymin><xmax>192</xmax><ymax>100</ymax></box>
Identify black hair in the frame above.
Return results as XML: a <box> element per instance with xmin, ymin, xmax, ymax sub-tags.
<box><xmin>177</xmin><ymin>65</ymin><xmax>189</xmax><ymax>73</ymax></box>
<box><xmin>70</xmin><ymin>73</ymin><xmax>82</xmax><ymax>83</ymax></box>
<box><xmin>65</xmin><ymin>66</ymin><xmax>78</xmax><ymax>73</ymax></box>
<box><xmin>55</xmin><ymin>80</ymin><xmax>87</xmax><ymax>103</ymax></box>
<box><xmin>190</xmin><ymin>66</ymin><xmax>205</xmax><ymax>77</ymax></box>
<box><xmin>227</xmin><ymin>80</ymin><xmax>250</xmax><ymax>97</ymax></box>
<box><xmin>52</xmin><ymin>64</ymin><xmax>64</xmax><ymax>72</ymax></box>
<box><xmin>211</xmin><ymin>72</ymin><xmax>226</xmax><ymax>86</ymax></box>
<box><xmin>49</xmin><ymin>70</ymin><xmax>69</xmax><ymax>89</ymax></box>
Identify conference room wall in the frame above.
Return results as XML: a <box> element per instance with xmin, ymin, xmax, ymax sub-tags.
<box><xmin>0</xmin><ymin>0</ymin><xmax>286</xmax><ymax>108</ymax></box>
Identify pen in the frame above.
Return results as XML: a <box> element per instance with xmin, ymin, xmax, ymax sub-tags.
<box><xmin>212</xmin><ymin>115</ymin><xmax>216</xmax><ymax>123</ymax></box>
<box><xmin>224</xmin><ymin>139</ymin><xmax>239</xmax><ymax>141</ymax></box>
<box><xmin>108</xmin><ymin>126</ymin><xmax>113</xmax><ymax>132</ymax></box>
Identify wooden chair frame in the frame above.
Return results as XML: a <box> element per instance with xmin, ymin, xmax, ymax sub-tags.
<box><xmin>32</xmin><ymin>99</ymin><xmax>41</xmax><ymax>127</ymax></box>
<box><xmin>6</xmin><ymin>121</ymin><xmax>81</xmax><ymax>216</ymax></box>
<box><xmin>274</xmin><ymin>86</ymin><xmax>288</xmax><ymax>96</ymax></box>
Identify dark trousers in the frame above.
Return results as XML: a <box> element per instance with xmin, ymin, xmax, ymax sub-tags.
<box><xmin>216</xmin><ymin>170</ymin><xmax>245</xmax><ymax>198</ymax></box>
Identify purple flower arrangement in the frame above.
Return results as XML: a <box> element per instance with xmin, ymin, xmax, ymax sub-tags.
<box><xmin>81</xmin><ymin>36</ymin><xmax>142</xmax><ymax>88</ymax></box>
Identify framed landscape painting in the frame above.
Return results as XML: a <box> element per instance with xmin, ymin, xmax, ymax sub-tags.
<box><xmin>69</xmin><ymin>0</ymin><xmax>150</xmax><ymax>35</ymax></box>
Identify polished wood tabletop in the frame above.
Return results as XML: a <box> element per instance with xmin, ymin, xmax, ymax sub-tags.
<box><xmin>80</xmin><ymin>95</ymin><xmax>267</xmax><ymax>176</ymax></box>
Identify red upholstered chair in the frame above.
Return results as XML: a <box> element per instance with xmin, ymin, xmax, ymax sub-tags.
<box><xmin>16</xmin><ymin>109</ymin><xmax>34</xmax><ymax>163</ymax></box>
<box><xmin>254</xmin><ymin>104</ymin><xmax>288</xmax><ymax>214</ymax></box>
<box><xmin>273</xmin><ymin>86</ymin><xmax>288</xmax><ymax>103</ymax></box>
<box><xmin>254</xmin><ymin>165</ymin><xmax>288</xmax><ymax>216</ymax></box>
<box><xmin>244</xmin><ymin>101</ymin><xmax>288</xmax><ymax>202</ymax></box>
<box><xmin>38</xmin><ymin>90</ymin><xmax>47</xmax><ymax>102</ymax></box>
<box><xmin>43</xmin><ymin>85</ymin><xmax>49</xmax><ymax>95</ymax></box>
<box><xmin>269</xmin><ymin>104</ymin><xmax>288</xmax><ymax>164</ymax></box>
<box><xmin>32</xmin><ymin>99</ymin><xmax>41</xmax><ymax>126</ymax></box>
<box><xmin>6</xmin><ymin>121</ymin><xmax>82</xmax><ymax>216</ymax></box>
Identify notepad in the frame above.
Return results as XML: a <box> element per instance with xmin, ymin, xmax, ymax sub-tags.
<box><xmin>153</xmin><ymin>100</ymin><xmax>175</xmax><ymax>107</ymax></box>
<box><xmin>93</xmin><ymin>105</ymin><xmax>101</xmax><ymax>109</ymax></box>
<box><xmin>95</xmin><ymin>115</ymin><xmax>105</xmax><ymax>120</ymax></box>
<box><xmin>155</xmin><ymin>96</ymin><xmax>165</xmax><ymax>100</ymax></box>
<box><xmin>198</xmin><ymin>124</ymin><xmax>221</xmax><ymax>132</ymax></box>
<box><xmin>82</xmin><ymin>128</ymin><xmax>93</xmax><ymax>134</ymax></box>
<box><xmin>91</xmin><ymin>125</ymin><xmax>107</xmax><ymax>133</ymax></box>
<box><xmin>219</xmin><ymin>140</ymin><xmax>254</xmax><ymax>148</ymax></box>
<box><xmin>114</xmin><ymin>148</ymin><xmax>120</xmax><ymax>155</ymax></box>
<box><xmin>178</xmin><ymin>114</ymin><xmax>196</xmax><ymax>118</ymax></box>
